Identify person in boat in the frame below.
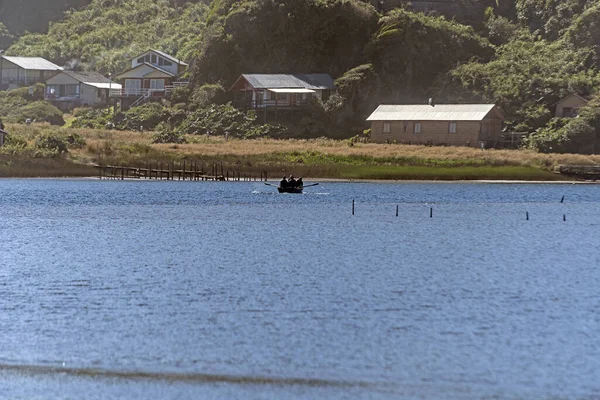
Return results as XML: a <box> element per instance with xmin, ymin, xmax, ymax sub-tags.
<box><xmin>288</xmin><ymin>175</ymin><xmax>297</xmax><ymax>187</ymax></box>
<box><xmin>297</xmin><ymin>177</ymin><xmax>303</xmax><ymax>187</ymax></box>
<box><xmin>280</xmin><ymin>176</ymin><xmax>288</xmax><ymax>188</ymax></box>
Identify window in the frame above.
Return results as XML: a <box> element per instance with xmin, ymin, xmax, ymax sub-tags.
<box><xmin>65</xmin><ymin>84</ymin><xmax>79</xmax><ymax>96</ymax></box>
<box><xmin>137</xmin><ymin>57</ymin><xmax>145</xmax><ymax>64</ymax></box>
<box><xmin>150</xmin><ymin>79</ymin><xmax>165</xmax><ymax>90</ymax></box>
<box><xmin>414</xmin><ymin>122</ymin><xmax>421</xmax><ymax>133</ymax></box>
<box><xmin>383</xmin><ymin>122</ymin><xmax>391</xmax><ymax>133</ymax></box>
<box><xmin>449</xmin><ymin>122</ymin><xmax>457</xmax><ymax>134</ymax></box>
<box><xmin>158</xmin><ymin>57</ymin><xmax>173</xmax><ymax>67</ymax></box>
<box><xmin>151</xmin><ymin>54</ymin><xmax>157</xmax><ymax>64</ymax></box>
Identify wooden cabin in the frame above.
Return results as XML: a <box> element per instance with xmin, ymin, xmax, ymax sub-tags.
<box><xmin>554</xmin><ymin>94</ymin><xmax>589</xmax><ymax>118</ymax></box>
<box><xmin>229</xmin><ymin>74</ymin><xmax>334</xmax><ymax>111</ymax></box>
<box><xmin>367</xmin><ymin>103</ymin><xmax>504</xmax><ymax>148</ymax></box>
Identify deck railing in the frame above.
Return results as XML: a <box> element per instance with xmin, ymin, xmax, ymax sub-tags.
<box><xmin>110</xmin><ymin>81</ymin><xmax>190</xmax><ymax>98</ymax></box>
<box><xmin>237</xmin><ymin>99</ymin><xmax>313</xmax><ymax>109</ymax></box>
<box><xmin>44</xmin><ymin>94</ymin><xmax>81</xmax><ymax>101</ymax></box>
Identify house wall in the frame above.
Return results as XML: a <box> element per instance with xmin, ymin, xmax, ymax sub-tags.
<box><xmin>556</xmin><ymin>96</ymin><xmax>588</xmax><ymax>118</ymax></box>
<box><xmin>371</xmin><ymin>119</ymin><xmax>502</xmax><ymax>147</ymax></box>
<box><xmin>81</xmin><ymin>83</ymin><xmax>100</xmax><ymax>106</ymax></box>
<box><xmin>46</xmin><ymin>73</ymin><xmax>79</xmax><ymax>85</ymax></box>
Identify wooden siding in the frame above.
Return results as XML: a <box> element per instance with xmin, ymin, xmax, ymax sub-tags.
<box><xmin>555</xmin><ymin>95</ymin><xmax>588</xmax><ymax>118</ymax></box>
<box><xmin>371</xmin><ymin>119</ymin><xmax>503</xmax><ymax>147</ymax></box>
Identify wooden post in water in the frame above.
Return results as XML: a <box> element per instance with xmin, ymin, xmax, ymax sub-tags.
<box><xmin>561</xmin><ymin>195</ymin><xmax>565</xmax><ymax>203</ymax></box>
<box><xmin>121</xmin><ymin>165</ymin><xmax>124</xmax><ymax>180</ymax></box>
<box><xmin>430</xmin><ymin>208</ymin><xmax>433</xmax><ymax>218</ymax></box>
<box><xmin>352</xmin><ymin>199</ymin><xmax>355</xmax><ymax>216</ymax></box>
<box><xmin>526</xmin><ymin>211</ymin><xmax>529</xmax><ymax>221</ymax></box>
<box><xmin>563</xmin><ymin>214</ymin><xmax>566</xmax><ymax>221</ymax></box>
<box><xmin>396</xmin><ymin>205</ymin><xmax>399</xmax><ymax>217</ymax></box>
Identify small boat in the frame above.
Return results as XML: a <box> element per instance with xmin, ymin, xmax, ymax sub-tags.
<box><xmin>278</xmin><ymin>185</ymin><xmax>304</xmax><ymax>194</ymax></box>
<box><xmin>265</xmin><ymin>182</ymin><xmax>319</xmax><ymax>193</ymax></box>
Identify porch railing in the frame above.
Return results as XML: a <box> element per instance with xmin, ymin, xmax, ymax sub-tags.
<box><xmin>45</xmin><ymin>94</ymin><xmax>81</xmax><ymax>101</ymax></box>
<box><xmin>237</xmin><ymin>98</ymin><xmax>314</xmax><ymax>109</ymax></box>
<box><xmin>110</xmin><ymin>81</ymin><xmax>190</xmax><ymax>97</ymax></box>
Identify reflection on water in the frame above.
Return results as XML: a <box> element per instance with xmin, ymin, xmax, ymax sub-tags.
<box><xmin>1</xmin><ymin>179</ymin><xmax>600</xmax><ymax>399</ymax></box>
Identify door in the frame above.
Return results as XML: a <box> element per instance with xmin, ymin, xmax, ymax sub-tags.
<box><xmin>125</xmin><ymin>79</ymin><xmax>141</xmax><ymax>95</ymax></box>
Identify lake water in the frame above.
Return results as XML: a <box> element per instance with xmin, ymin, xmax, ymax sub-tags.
<box><xmin>1</xmin><ymin>179</ymin><xmax>600</xmax><ymax>399</ymax></box>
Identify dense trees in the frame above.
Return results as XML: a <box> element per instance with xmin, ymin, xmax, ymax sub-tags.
<box><xmin>7</xmin><ymin>0</ymin><xmax>600</xmax><ymax>151</ymax></box>
<box><xmin>7</xmin><ymin>0</ymin><xmax>208</xmax><ymax>74</ymax></box>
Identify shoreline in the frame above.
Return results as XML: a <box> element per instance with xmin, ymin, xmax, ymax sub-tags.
<box><xmin>0</xmin><ymin>175</ymin><xmax>590</xmax><ymax>184</ymax></box>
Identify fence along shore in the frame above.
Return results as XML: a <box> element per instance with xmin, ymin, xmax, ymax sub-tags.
<box><xmin>96</xmin><ymin>161</ymin><xmax>268</xmax><ymax>182</ymax></box>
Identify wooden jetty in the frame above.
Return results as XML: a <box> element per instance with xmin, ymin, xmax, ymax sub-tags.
<box><xmin>559</xmin><ymin>165</ymin><xmax>600</xmax><ymax>181</ymax></box>
<box><xmin>96</xmin><ymin>161</ymin><xmax>268</xmax><ymax>182</ymax></box>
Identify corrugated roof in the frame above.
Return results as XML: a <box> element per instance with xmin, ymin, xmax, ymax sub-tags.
<box><xmin>2</xmin><ymin>56</ymin><xmax>62</xmax><ymax>71</ymax></box>
<box><xmin>241</xmin><ymin>74</ymin><xmax>334</xmax><ymax>90</ymax></box>
<box><xmin>366</xmin><ymin>104</ymin><xmax>498</xmax><ymax>121</ymax></box>
<box><xmin>86</xmin><ymin>82</ymin><xmax>122</xmax><ymax>89</ymax></box>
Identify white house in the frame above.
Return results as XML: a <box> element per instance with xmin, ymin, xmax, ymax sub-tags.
<box><xmin>113</xmin><ymin>49</ymin><xmax>188</xmax><ymax>109</ymax></box>
<box><xmin>45</xmin><ymin>70</ymin><xmax>121</xmax><ymax>111</ymax></box>
<box><xmin>229</xmin><ymin>74</ymin><xmax>335</xmax><ymax>110</ymax></box>
<box><xmin>0</xmin><ymin>56</ymin><xmax>63</xmax><ymax>90</ymax></box>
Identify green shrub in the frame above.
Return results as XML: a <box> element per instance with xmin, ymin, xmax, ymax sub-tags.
<box><xmin>152</xmin><ymin>129</ymin><xmax>187</xmax><ymax>144</ymax></box>
<box><xmin>71</xmin><ymin>108</ymin><xmax>112</xmax><ymax>129</ymax></box>
<box><xmin>13</xmin><ymin>101</ymin><xmax>65</xmax><ymax>126</ymax></box>
<box><xmin>34</xmin><ymin>132</ymin><xmax>69</xmax><ymax>155</ymax></box>
<box><xmin>118</xmin><ymin>103</ymin><xmax>172</xmax><ymax>131</ymax></box>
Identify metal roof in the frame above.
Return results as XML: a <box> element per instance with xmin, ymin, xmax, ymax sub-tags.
<box><xmin>268</xmin><ymin>88</ymin><xmax>316</xmax><ymax>93</ymax></box>
<box><xmin>2</xmin><ymin>56</ymin><xmax>62</xmax><ymax>71</ymax></box>
<box><xmin>86</xmin><ymin>82</ymin><xmax>122</xmax><ymax>89</ymax></box>
<box><xmin>241</xmin><ymin>74</ymin><xmax>334</xmax><ymax>90</ymax></box>
<box><xmin>366</xmin><ymin>104</ymin><xmax>498</xmax><ymax>121</ymax></box>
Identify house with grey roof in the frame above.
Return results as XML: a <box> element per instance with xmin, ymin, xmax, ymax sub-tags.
<box><xmin>45</xmin><ymin>70</ymin><xmax>121</xmax><ymax>111</ymax></box>
<box><xmin>367</xmin><ymin>103</ymin><xmax>504</xmax><ymax>148</ymax></box>
<box><xmin>112</xmin><ymin>49</ymin><xmax>189</xmax><ymax>110</ymax></box>
<box><xmin>0</xmin><ymin>56</ymin><xmax>63</xmax><ymax>90</ymax></box>
<box><xmin>229</xmin><ymin>74</ymin><xmax>334</xmax><ymax>111</ymax></box>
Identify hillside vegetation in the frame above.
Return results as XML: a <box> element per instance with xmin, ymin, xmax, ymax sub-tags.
<box><xmin>5</xmin><ymin>0</ymin><xmax>600</xmax><ymax>153</ymax></box>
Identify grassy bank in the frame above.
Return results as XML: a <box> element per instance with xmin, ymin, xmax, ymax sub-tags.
<box><xmin>2</xmin><ymin>124</ymin><xmax>599</xmax><ymax>180</ymax></box>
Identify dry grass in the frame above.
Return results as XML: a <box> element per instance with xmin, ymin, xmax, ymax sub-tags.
<box><xmin>3</xmin><ymin>124</ymin><xmax>600</xmax><ymax>180</ymax></box>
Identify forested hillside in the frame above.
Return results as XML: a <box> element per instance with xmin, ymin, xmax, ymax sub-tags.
<box><xmin>5</xmin><ymin>0</ymin><xmax>600</xmax><ymax>152</ymax></box>
<box><xmin>0</xmin><ymin>0</ymin><xmax>91</xmax><ymax>48</ymax></box>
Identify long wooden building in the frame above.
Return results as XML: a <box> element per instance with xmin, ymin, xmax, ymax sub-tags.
<box><xmin>367</xmin><ymin>104</ymin><xmax>504</xmax><ymax>148</ymax></box>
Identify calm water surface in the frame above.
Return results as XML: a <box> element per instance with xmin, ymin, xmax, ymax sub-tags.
<box><xmin>1</xmin><ymin>179</ymin><xmax>600</xmax><ymax>399</ymax></box>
